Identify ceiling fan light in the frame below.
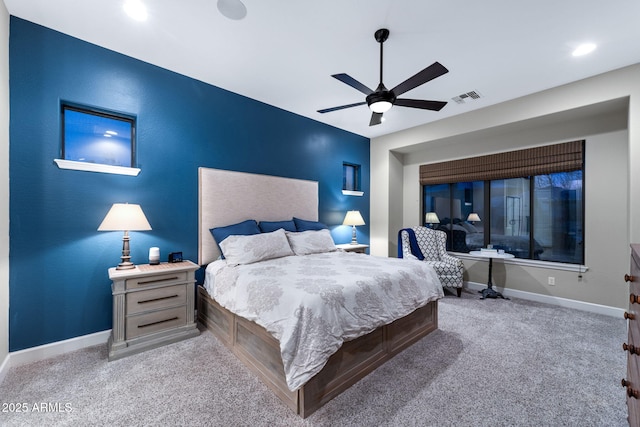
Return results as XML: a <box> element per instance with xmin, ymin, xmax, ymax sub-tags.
<box><xmin>370</xmin><ymin>100</ymin><xmax>392</xmax><ymax>113</ymax></box>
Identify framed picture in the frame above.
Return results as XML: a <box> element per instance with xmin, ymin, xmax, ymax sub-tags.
<box><xmin>61</xmin><ymin>104</ymin><xmax>136</xmax><ymax>168</ymax></box>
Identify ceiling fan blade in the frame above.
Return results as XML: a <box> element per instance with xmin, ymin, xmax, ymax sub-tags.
<box><xmin>395</xmin><ymin>98</ymin><xmax>447</xmax><ymax>111</ymax></box>
<box><xmin>332</xmin><ymin>74</ymin><xmax>374</xmax><ymax>95</ymax></box>
<box><xmin>391</xmin><ymin>62</ymin><xmax>449</xmax><ymax>97</ymax></box>
<box><xmin>369</xmin><ymin>112</ymin><xmax>383</xmax><ymax>126</ymax></box>
<box><xmin>317</xmin><ymin>101</ymin><xmax>367</xmax><ymax>114</ymax></box>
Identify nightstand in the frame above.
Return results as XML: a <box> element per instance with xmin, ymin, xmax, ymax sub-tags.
<box><xmin>336</xmin><ymin>243</ymin><xmax>369</xmax><ymax>254</ymax></box>
<box><xmin>107</xmin><ymin>260</ymin><xmax>200</xmax><ymax>361</ymax></box>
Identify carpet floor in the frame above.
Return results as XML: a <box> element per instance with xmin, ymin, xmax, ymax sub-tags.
<box><xmin>0</xmin><ymin>290</ymin><xmax>628</xmax><ymax>426</ymax></box>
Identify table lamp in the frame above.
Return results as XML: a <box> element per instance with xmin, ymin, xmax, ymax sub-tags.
<box><xmin>467</xmin><ymin>213</ymin><xmax>481</xmax><ymax>223</ymax></box>
<box><xmin>343</xmin><ymin>210</ymin><xmax>365</xmax><ymax>244</ymax></box>
<box><xmin>98</xmin><ymin>203</ymin><xmax>152</xmax><ymax>270</ymax></box>
<box><xmin>425</xmin><ymin>212</ymin><xmax>440</xmax><ymax>228</ymax></box>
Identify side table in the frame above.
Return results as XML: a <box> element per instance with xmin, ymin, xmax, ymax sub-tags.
<box><xmin>469</xmin><ymin>250</ymin><xmax>515</xmax><ymax>300</ymax></box>
<box><xmin>107</xmin><ymin>260</ymin><xmax>200</xmax><ymax>360</ymax></box>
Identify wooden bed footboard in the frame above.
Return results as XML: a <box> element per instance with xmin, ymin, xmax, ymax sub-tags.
<box><xmin>197</xmin><ymin>285</ymin><xmax>438</xmax><ymax>418</ymax></box>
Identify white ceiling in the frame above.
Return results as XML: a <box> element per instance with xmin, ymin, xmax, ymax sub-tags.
<box><xmin>5</xmin><ymin>0</ymin><xmax>640</xmax><ymax>139</ymax></box>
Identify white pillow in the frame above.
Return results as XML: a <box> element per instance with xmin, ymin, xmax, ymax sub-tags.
<box><xmin>219</xmin><ymin>228</ymin><xmax>294</xmax><ymax>265</ymax></box>
<box><xmin>286</xmin><ymin>229</ymin><xmax>337</xmax><ymax>255</ymax></box>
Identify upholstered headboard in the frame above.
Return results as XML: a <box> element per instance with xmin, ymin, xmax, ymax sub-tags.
<box><xmin>198</xmin><ymin>167</ymin><xmax>319</xmax><ymax>265</ymax></box>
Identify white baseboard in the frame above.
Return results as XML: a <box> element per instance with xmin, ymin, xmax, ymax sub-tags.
<box><xmin>465</xmin><ymin>281</ymin><xmax>625</xmax><ymax>318</ymax></box>
<box><xmin>0</xmin><ymin>330</ymin><xmax>111</xmax><ymax>385</ymax></box>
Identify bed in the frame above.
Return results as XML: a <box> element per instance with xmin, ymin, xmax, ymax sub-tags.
<box><xmin>196</xmin><ymin>167</ymin><xmax>443</xmax><ymax>418</ymax></box>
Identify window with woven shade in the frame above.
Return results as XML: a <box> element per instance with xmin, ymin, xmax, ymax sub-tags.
<box><xmin>421</xmin><ymin>140</ymin><xmax>584</xmax><ymax>264</ymax></box>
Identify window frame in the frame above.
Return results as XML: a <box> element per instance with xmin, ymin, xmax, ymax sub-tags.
<box><xmin>60</xmin><ymin>103</ymin><xmax>137</xmax><ymax>169</ymax></box>
<box><xmin>342</xmin><ymin>162</ymin><xmax>363</xmax><ymax>196</ymax></box>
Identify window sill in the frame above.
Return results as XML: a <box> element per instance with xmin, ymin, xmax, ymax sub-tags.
<box><xmin>54</xmin><ymin>159</ymin><xmax>141</xmax><ymax>176</ymax></box>
<box><xmin>342</xmin><ymin>190</ymin><xmax>364</xmax><ymax>197</ymax></box>
<box><xmin>455</xmin><ymin>252</ymin><xmax>588</xmax><ymax>273</ymax></box>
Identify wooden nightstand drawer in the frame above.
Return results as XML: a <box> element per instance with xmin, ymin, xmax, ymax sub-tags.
<box><xmin>126</xmin><ymin>271</ymin><xmax>188</xmax><ymax>290</ymax></box>
<box><xmin>126</xmin><ymin>306</ymin><xmax>187</xmax><ymax>340</ymax></box>
<box><xmin>126</xmin><ymin>284</ymin><xmax>187</xmax><ymax>315</ymax></box>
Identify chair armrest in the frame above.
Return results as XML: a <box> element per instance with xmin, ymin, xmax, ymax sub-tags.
<box><xmin>441</xmin><ymin>252</ymin><xmax>464</xmax><ymax>267</ymax></box>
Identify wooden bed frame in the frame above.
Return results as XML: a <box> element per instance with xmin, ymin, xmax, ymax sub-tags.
<box><xmin>196</xmin><ymin>167</ymin><xmax>439</xmax><ymax>418</ymax></box>
<box><xmin>197</xmin><ymin>286</ymin><xmax>437</xmax><ymax>418</ymax></box>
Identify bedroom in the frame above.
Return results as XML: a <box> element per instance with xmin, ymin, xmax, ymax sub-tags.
<box><xmin>1</xmin><ymin>0</ymin><xmax>640</xmax><ymax>424</ymax></box>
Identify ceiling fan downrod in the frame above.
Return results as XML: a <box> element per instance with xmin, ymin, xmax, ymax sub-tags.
<box><xmin>367</xmin><ymin>28</ymin><xmax>394</xmax><ymax>113</ymax></box>
<box><xmin>375</xmin><ymin>28</ymin><xmax>389</xmax><ymax>86</ymax></box>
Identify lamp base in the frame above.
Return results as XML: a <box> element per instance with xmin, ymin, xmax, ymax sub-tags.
<box><xmin>350</xmin><ymin>225</ymin><xmax>359</xmax><ymax>245</ymax></box>
<box><xmin>116</xmin><ymin>232</ymin><xmax>135</xmax><ymax>270</ymax></box>
<box><xmin>116</xmin><ymin>261</ymin><xmax>135</xmax><ymax>270</ymax></box>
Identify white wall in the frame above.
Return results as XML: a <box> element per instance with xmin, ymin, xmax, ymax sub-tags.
<box><xmin>371</xmin><ymin>64</ymin><xmax>640</xmax><ymax>309</ymax></box>
<box><xmin>0</xmin><ymin>3</ymin><xmax>10</xmax><ymax>376</ymax></box>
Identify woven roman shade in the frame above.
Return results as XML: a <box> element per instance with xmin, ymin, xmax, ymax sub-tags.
<box><xmin>419</xmin><ymin>140</ymin><xmax>584</xmax><ymax>185</ymax></box>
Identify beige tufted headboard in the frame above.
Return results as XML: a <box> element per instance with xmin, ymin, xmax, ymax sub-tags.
<box><xmin>198</xmin><ymin>167</ymin><xmax>319</xmax><ymax>265</ymax></box>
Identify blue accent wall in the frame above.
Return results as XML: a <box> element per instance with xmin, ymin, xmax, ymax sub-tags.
<box><xmin>9</xmin><ymin>17</ymin><xmax>370</xmax><ymax>351</ymax></box>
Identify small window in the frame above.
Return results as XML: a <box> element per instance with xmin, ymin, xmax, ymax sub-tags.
<box><xmin>343</xmin><ymin>162</ymin><xmax>360</xmax><ymax>192</ymax></box>
<box><xmin>61</xmin><ymin>104</ymin><xmax>136</xmax><ymax>168</ymax></box>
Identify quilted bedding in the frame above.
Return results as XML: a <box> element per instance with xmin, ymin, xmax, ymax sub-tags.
<box><xmin>204</xmin><ymin>251</ymin><xmax>443</xmax><ymax>391</ymax></box>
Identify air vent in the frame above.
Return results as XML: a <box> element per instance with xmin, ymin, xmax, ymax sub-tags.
<box><xmin>452</xmin><ymin>90</ymin><xmax>482</xmax><ymax>104</ymax></box>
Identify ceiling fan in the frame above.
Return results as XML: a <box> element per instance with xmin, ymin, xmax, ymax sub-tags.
<box><xmin>318</xmin><ymin>28</ymin><xmax>449</xmax><ymax>126</ymax></box>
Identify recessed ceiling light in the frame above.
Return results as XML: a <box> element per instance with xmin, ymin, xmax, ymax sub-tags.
<box><xmin>124</xmin><ymin>0</ymin><xmax>148</xmax><ymax>22</ymax></box>
<box><xmin>217</xmin><ymin>0</ymin><xmax>247</xmax><ymax>20</ymax></box>
<box><xmin>572</xmin><ymin>43</ymin><xmax>596</xmax><ymax>57</ymax></box>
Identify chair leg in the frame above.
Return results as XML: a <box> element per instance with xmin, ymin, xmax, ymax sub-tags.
<box><xmin>456</xmin><ymin>287</ymin><xmax>462</xmax><ymax>297</ymax></box>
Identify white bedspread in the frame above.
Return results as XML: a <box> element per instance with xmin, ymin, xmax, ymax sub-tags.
<box><xmin>204</xmin><ymin>251</ymin><xmax>443</xmax><ymax>391</ymax></box>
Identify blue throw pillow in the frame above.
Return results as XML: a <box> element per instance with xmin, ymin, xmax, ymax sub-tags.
<box><xmin>258</xmin><ymin>220</ymin><xmax>296</xmax><ymax>233</ymax></box>
<box><xmin>210</xmin><ymin>219</ymin><xmax>260</xmax><ymax>245</ymax></box>
<box><xmin>293</xmin><ymin>217</ymin><xmax>328</xmax><ymax>231</ymax></box>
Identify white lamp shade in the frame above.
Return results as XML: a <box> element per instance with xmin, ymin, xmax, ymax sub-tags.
<box><xmin>425</xmin><ymin>212</ymin><xmax>440</xmax><ymax>224</ymax></box>
<box><xmin>98</xmin><ymin>203</ymin><xmax>152</xmax><ymax>231</ymax></box>
<box><xmin>467</xmin><ymin>213</ymin><xmax>481</xmax><ymax>222</ymax></box>
<box><xmin>343</xmin><ymin>210</ymin><xmax>365</xmax><ymax>226</ymax></box>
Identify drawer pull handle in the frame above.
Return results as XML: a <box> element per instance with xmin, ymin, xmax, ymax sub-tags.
<box><xmin>622</xmin><ymin>379</ymin><xmax>640</xmax><ymax>399</ymax></box>
<box><xmin>626</xmin><ymin>274</ymin><xmax>635</xmax><ymax>283</ymax></box>
<box><xmin>631</xmin><ymin>294</ymin><xmax>640</xmax><ymax>304</ymax></box>
<box><xmin>138</xmin><ymin>294</ymin><xmax>179</xmax><ymax>305</ymax></box>
<box><xmin>138</xmin><ymin>317</ymin><xmax>179</xmax><ymax>329</ymax></box>
<box><xmin>625</xmin><ymin>312</ymin><xmax>636</xmax><ymax>320</ymax></box>
<box><xmin>623</xmin><ymin>343</ymin><xmax>638</xmax><ymax>354</ymax></box>
<box><xmin>137</xmin><ymin>276</ymin><xmax>179</xmax><ymax>285</ymax></box>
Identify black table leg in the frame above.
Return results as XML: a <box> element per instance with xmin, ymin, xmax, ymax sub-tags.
<box><xmin>479</xmin><ymin>258</ymin><xmax>509</xmax><ymax>300</ymax></box>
